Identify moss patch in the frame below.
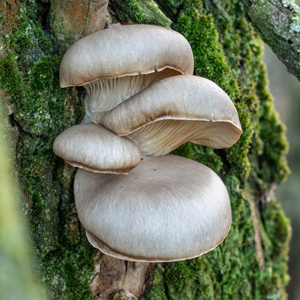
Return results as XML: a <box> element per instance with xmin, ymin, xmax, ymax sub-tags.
<box><xmin>114</xmin><ymin>0</ymin><xmax>172</xmax><ymax>27</ymax></box>
<box><xmin>0</xmin><ymin>1</ymin><xmax>96</xmax><ymax>299</ymax></box>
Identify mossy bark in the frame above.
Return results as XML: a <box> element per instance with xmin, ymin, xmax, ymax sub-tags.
<box><xmin>0</xmin><ymin>0</ymin><xmax>291</xmax><ymax>299</ymax></box>
<box><xmin>241</xmin><ymin>0</ymin><xmax>300</xmax><ymax>82</ymax></box>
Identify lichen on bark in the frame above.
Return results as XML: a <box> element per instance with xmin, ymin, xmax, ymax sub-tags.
<box><xmin>241</xmin><ymin>0</ymin><xmax>300</xmax><ymax>81</ymax></box>
<box><xmin>0</xmin><ymin>0</ymin><xmax>291</xmax><ymax>299</ymax></box>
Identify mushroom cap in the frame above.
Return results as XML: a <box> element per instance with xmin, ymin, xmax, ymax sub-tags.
<box><xmin>95</xmin><ymin>75</ymin><xmax>242</xmax><ymax>156</ymax></box>
<box><xmin>74</xmin><ymin>155</ymin><xmax>232</xmax><ymax>262</ymax></box>
<box><xmin>53</xmin><ymin>123</ymin><xmax>141</xmax><ymax>174</ymax></box>
<box><xmin>60</xmin><ymin>24</ymin><xmax>194</xmax><ymax>87</ymax></box>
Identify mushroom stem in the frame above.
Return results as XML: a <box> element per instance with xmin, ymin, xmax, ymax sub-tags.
<box><xmin>83</xmin><ymin>68</ymin><xmax>181</xmax><ymax>116</ymax></box>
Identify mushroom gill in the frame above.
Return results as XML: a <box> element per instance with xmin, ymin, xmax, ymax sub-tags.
<box><xmin>83</xmin><ymin>69</ymin><xmax>180</xmax><ymax>115</ymax></box>
<box><xmin>94</xmin><ymin>75</ymin><xmax>242</xmax><ymax>156</ymax></box>
<box><xmin>59</xmin><ymin>25</ymin><xmax>194</xmax><ymax>116</ymax></box>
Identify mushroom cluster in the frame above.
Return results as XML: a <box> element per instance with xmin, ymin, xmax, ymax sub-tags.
<box><xmin>53</xmin><ymin>25</ymin><xmax>242</xmax><ymax>262</ymax></box>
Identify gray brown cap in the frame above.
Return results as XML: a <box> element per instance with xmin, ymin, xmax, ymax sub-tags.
<box><xmin>74</xmin><ymin>155</ymin><xmax>232</xmax><ymax>262</ymax></box>
<box><xmin>94</xmin><ymin>75</ymin><xmax>242</xmax><ymax>156</ymax></box>
<box><xmin>60</xmin><ymin>24</ymin><xmax>194</xmax><ymax>88</ymax></box>
<box><xmin>53</xmin><ymin>123</ymin><xmax>141</xmax><ymax>174</ymax></box>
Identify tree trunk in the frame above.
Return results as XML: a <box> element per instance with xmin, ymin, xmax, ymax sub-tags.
<box><xmin>241</xmin><ymin>0</ymin><xmax>300</xmax><ymax>82</ymax></box>
<box><xmin>0</xmin><ymin>0</ymin><xmax>291</xmax><ymax>299</ymax></box>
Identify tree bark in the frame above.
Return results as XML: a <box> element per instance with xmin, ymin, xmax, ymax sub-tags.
<box><xmin>0</xmin><ymin>0</ymin><xmax>291</xmax><ymax>299</ymax></box>
<box><xmin>242</xmin><ymin>0</ymin><xmax>300</xmax><ymax>81</ymax></box>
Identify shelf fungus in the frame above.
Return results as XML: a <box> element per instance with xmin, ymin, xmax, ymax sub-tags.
<box><xmin>59</xmin><ymin>24</ymin><xmax>194</xmax><ymax>119</ymax></box>
<box><xmin>53</xmin><ymin>123</ymin><xmax>141</xmax><ymax>174</ymax></box>
<box><xmin>74</xmin><ymin>155</ymin><xmax>232</xmax><ymax>262</ymax></box>
<box><xmin>94</xmin><ymin>75</ymin><xmax>242</xmax><ymax>156</ymax></box>
<box><xmin>54</xmin><ymin>24</ymin><xmax>243</xmax><ymax>262</ymax></box>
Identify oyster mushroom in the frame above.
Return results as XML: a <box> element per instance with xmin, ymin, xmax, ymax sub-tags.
<box><xmin>59</xmin><ymin>25</ymin><xmax>194</xmax><ymax>118</ymax></box>
<box><xmin>53</xmin><ymin>123</ymin><xmax>141</xmax><ymax>174</ymax></box>
<box><xmin>94</xmin><ymin>75</ymin><xmax>242</xmax><ymax>156</ymax></box>
<box><xmin>74</xmin><ymin>155</ymin><xmax>232</xmax><ymax>262</ymax></box>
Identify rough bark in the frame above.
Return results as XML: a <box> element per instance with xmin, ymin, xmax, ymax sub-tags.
<box><xmin>0</xmin><ymin>0</ymin><xmax>291</xmax><ymax>299</ymax></box>
<box><xmin>241</xmin><ymin>0</ymin><xmax>300</xmax><ymax>81</ymax></box>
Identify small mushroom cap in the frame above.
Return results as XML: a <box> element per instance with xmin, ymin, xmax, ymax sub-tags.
<box><xmin>53</xmin><ymin>123</ymin><xmax>141</xmax><ymax>174</ymax></box>
<box><xmin>75</xmin><ymin>155</ymin><xmax>232</xmax><ymax>262</ymax></box>
<box><xmin>60</xmin><ymin>24</ymin><xmax>194</xmax><ymax>87</ymax></box>
<box><xmin>95</xmin><ymin>75</ymin><xmax>242</xmax><ymax>156</ymax></box>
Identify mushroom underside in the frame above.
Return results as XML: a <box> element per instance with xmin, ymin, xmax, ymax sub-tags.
<box><xmin>59</xmin><ymin>25</ymin><xmax>194</xmax><ymax>89</ymax></box>
<box><xmin>85</xmin><ymin>230</ymin><xmax>228</xmax><ymax>263</ymax></box>
<box><xmin>74</xmin><ymin>155</ymin><xmax>232</xmax><ymax>262</ymax></box>
<box><xmin>65</xmin><ymin>160</ymin><xmax>133</xmax><ymax>175</ymax></box>
<box><xmin>116</xmin><ymin>119</ymin><xmax>242</xmax><ymax>156</ymax></box>
<box><xmin>92</xmin><ymin>75</ymin><xmax>242</xmax><ymax>155</ymax></box>
<box><xmin>84</xmin><ymin>68</ymin><xmax>181</xmax><ymax>115</ymax></box>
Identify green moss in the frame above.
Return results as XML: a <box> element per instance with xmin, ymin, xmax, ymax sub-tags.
<box><xmin>0</xmin><ymin>2</ymin><xmax>93</xmax><ymax>299</ymax></box>
<box><xmin>225</xmin><ymin>102</ymin><xmax>253</xmax><ymax>177</ymax></box>
<box><xmin>143</xmin><ymin>184</ymin><xmax>289</xmax><ymax>299</ymax></box>
<box><xmin>258</xmin><ymin>201</ymin><xmax>290</xmax><ymax>300</ymax></box>
<box><xmin>32</xmin><ymin>24</ymin><xmax>53</xmax><ymax>52</ymax></box>
<box><xmin>155</xmin><ymin>0</ymin><xmax>184</xmax><ymax>18</ymax></box>
<box><xmin>10</xmin><ymin>16</ymin><xmax>34</xmax><ymax>53</ymax></box>
<box><xmin>263</xmin><ymin>201</ymin><xmax>291</xmax><ymax>262</ymax></box>
<box><xmin>173</xmin><ymin>143</ymin><xmax>223</xmax><ymax>173</ymax></box>
<box><xmin>143</xmin><ymin>183</ymin><xmax>260</xmax><ymax>300</ymax></box>
<box><xmin>255</xmin><ymin>65</ymin><xmax>290</xmax><ymax>185</ymax></box>
<box><xmin>175</xmin><ymin>7</ymin><xmax>239</xmax><ymax>99</ymax></box>
<box><xmin>143</xmin><ymin>266</ymin><xmax>168</xmax><ymax>300</ymax></box>
<box><xmin>206</xmin><ymin>0</ymin><xmax>290</xmax><ymax>189</ymax></box>
<box><xmin>117</xmin><ymin>0</ymin><xmax>172</xmax><ymax>27</ymax></box>
<box><xmin>170</xmin><ymin>3</ymin><xmax>253</xmax><ymax>179</ymax></box>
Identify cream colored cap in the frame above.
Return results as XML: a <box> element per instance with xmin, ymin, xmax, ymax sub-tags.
<box><xmin>74</xmin><ymin>155</ymin><xmax>232</xmax><ymax>262</ymax></box>
<box><xmin>60</xmin><ymin>25</ymin><xmax>194</xmax><ymax>87</ymax></box>
<box><xmin>95</xmin><ymin>75</ymin><xmax>242</xmax><ymax>156</ymax></box>
<box><xmin>53</xmin><ymin>123</ymin><xmax>141</xmax><ymax>174</ymax></box>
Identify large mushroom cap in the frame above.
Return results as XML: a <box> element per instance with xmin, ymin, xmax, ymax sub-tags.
<box><xmin>95</xmin><ymin>75</ymin><xmax>242</xmax><ymax>156</ymax></box>
<box><xmin>75</xmin><ymin>155</ymin><xmax>232</xmax><ymax>262</ymax></box>
<box><xmin>59</xmin><ymin>25</ymin><xmax>194</xmax><ymax>113</ymax></box>
<box><xmin>60</xmin><ymin>25</ymin><xmax>193</xmax><ymax>87</ymax></box>
<box><xmin>53</xmin><ymin>123</ymin><xmax>141</xmax><ymax>174</ymax></box>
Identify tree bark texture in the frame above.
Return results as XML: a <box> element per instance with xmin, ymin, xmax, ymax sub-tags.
<box><xmin>0</xmin><ymin>0</ymin><xmax>292</xmax><ymax>299</ymax></box>
<box><xmin>241</xmin><ymin>0</ymin><xmax>300</xmax><ymax>82</ymax></box>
